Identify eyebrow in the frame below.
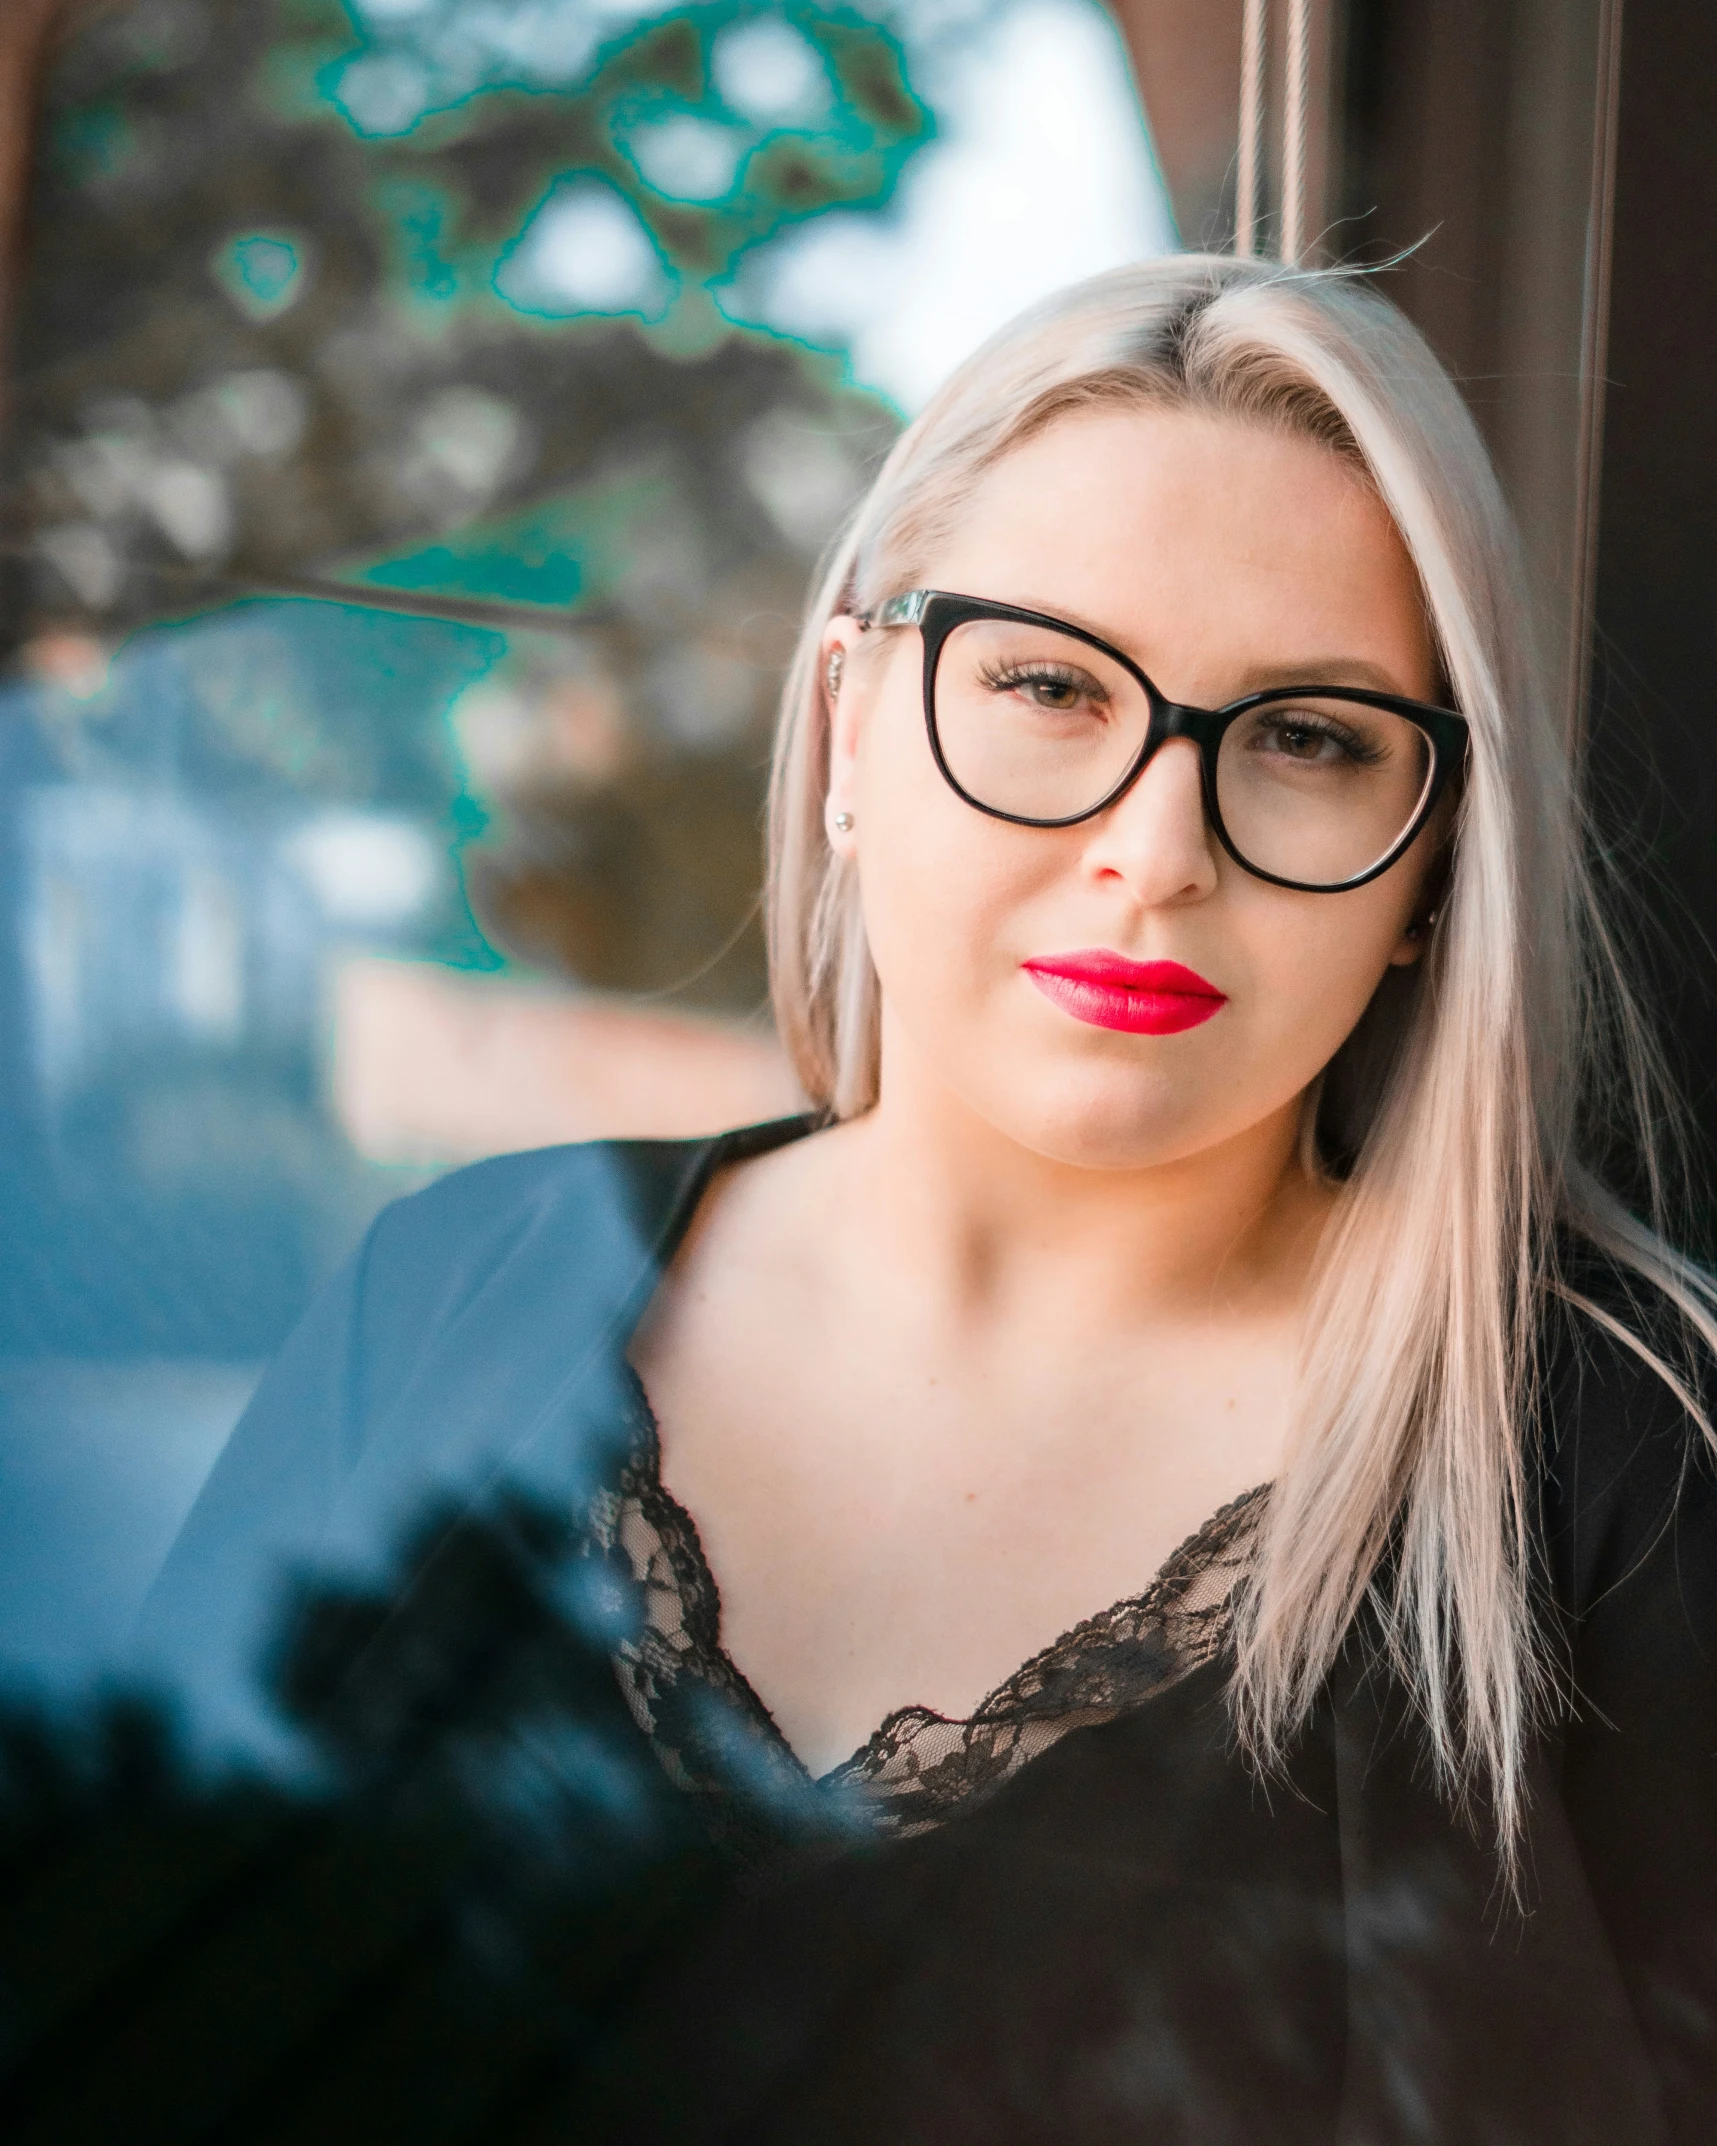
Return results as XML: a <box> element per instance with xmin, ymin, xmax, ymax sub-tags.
<box><xmin>1221</xmin><ymin>656</ymin><xmax>1419</xmax><ymax>698</ymax></box>
<box><xmin>1004</xmin><ymin>597</ymin><xmax>1426</xmax><ymax>703</ymax></box>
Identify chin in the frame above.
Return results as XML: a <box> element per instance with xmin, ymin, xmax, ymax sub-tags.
<box><xmin>978</xmin><ymin>1061</ymin><xmax>1213</xmax><ymax>1173</ymax></box>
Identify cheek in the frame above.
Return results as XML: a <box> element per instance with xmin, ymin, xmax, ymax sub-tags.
<box><xmin>852</xmin><ymin>697</ymin><xmax>1053</xmax><ymax>999</ymax></box>
<box><xmin>1227</xmin><ymin>880</ymin><xmax>1416</xmax><ymax>1071</ymax></box>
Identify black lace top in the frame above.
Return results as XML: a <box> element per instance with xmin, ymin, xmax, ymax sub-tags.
<box><xmin>135</xmin><ymin>1123</ymin><xmax>1717</xmax><ymax>2141</ymax></box>
<box><xmin>587</xmin><ymin>1366</ymin><xmax>1269</xmax><ymax>1839</ymax></box>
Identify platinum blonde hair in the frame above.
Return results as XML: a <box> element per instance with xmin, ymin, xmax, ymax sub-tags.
<box><xmin>764</xmin><ymin>254</ymin><xmax>1717</xmax><ymax>1849</ymax></box>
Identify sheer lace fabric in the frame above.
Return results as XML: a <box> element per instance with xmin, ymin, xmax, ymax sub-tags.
<box><xmin>587</xmin><ymin>1368</ymin><xmax>1267</xmax><ymax>1838</ymax></box>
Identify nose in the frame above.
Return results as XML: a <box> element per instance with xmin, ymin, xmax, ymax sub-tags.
<box><xmin>1080</xmin><ymin>736</ymin><xmax>1219</xmax><ymax>907</ymax></box>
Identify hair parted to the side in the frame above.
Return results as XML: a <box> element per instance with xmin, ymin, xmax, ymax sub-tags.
<box><xmin>764</xmin><ymin>253</ymin><xmax>1717</xmax><ymax>1856</ymax></box>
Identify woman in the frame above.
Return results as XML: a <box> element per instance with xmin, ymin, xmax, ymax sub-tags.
<box><xmin>144</xmin><ymin>257</ymin><xmax>1717</xmax><ymax>2140</ymax></box>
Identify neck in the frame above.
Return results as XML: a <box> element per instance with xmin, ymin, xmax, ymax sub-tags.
<box><xmin>832</xmin><ymin>1013</ymin><xmax>1329</xmax><ymax>1336</ymax></box>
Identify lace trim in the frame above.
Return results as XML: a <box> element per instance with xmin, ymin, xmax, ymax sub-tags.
<box><xmin>587</xmin><ymin>1366</ymin><xmax>1267</xmax><ymax>1838</ymax></box>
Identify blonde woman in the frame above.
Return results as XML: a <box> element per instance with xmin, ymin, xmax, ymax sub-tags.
<box><xmin>146</xmin><ymin>258</ymin><xmax>1717</xmax><ymax>2140</ymax></box>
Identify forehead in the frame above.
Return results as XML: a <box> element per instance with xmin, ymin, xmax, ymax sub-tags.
<box><xmin>921</xmin><ymin>404</ymin><xmax>1431</xmax><ymax>693</ymax></box>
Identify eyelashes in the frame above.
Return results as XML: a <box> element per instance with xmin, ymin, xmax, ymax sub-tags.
<box><xmin>976</xmin><ymin>660</ymin><xmax>1109</xmax><ymax>711</ymax></box>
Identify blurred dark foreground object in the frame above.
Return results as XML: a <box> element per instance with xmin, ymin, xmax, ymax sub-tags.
<box><xmin>0</xmin><ymin>1496</ymin><xmax>754</xmax><ymax>2146</ymax></box>
<box><xmin>0</xmin><ymin>1483</ymin><xmax>1364</xmax><ymax>2146</ymax></box>
<box><xmin>0</xmin><ymin>1499</ymin><xmax>1694</xmax><ymax>2146</ymax></box>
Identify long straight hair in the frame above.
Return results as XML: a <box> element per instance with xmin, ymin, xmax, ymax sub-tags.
<box><xmin>764</xmin><ymin>255</ymin><xmax>1717</xmax><ymax>1848</ymax></box>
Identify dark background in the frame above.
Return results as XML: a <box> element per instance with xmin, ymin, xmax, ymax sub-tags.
<box><xmin>1587</xmin><ymin>1</ymin><xmax>1717</xmax><ymax>1205</ymax></box>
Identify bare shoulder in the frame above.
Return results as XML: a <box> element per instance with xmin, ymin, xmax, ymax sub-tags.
<box><xmin>631</xmin><ymin>1114</ymin><xmax>871</xmax><ymax>1365</ymax></box>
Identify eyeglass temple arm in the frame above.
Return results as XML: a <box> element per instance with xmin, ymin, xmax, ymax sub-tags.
<box><xmin>861</xmin><ymin>591</ymin><xmax>930</xmax><ymax>630</ymax></box>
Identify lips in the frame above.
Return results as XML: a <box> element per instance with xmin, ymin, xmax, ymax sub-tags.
<box><xmin>1021</xmin><ymin>950</ymin><xmax>1228</xmax><ymax>1036</ymax></box>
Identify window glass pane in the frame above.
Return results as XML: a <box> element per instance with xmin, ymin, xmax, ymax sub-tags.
<box><xmin>0</xmin><ymin>0</ymin><xmax>1170</xmax><ymax>1677</ymax></box>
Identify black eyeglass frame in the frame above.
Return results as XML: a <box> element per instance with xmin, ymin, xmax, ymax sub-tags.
<box><xmin>861</xmin><ymin>588</ymin><xmax>1469</xmax><ymax>894</ymax></box>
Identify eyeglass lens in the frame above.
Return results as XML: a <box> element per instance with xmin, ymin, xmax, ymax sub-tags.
<box><xmin>931</xmin><ymin>615</ymin><xmax>1435</xmax><ymax>886</ymax></box>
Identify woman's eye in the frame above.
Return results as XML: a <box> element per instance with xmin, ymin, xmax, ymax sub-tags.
<box><xmin>1023</xmin><ymin>676</ymin><xmax>1082</xmax><ymax>710</ymax></box>
<box><xmin>1256</xmin><ymin>717</ymin><xmax>1360</xmax><ymax>763</ymax></box>
<box><xmin>1273</xmin><ymin>723</ymin><xmax>1335</xmax><ymax>758</ymax></box>
<box><xmin>987</xmin><ymin>666</ymin><xmax>1102</xmax><ymax>713</ymax></box>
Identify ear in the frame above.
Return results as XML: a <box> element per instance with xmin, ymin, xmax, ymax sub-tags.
<box><xmin>1387</xmin><ymin>829</ymin><xmax>1453</xmax><ymax>967</ymax></box>
<box><xmin>821</xmin><ymin>615</ymin><xmax>868</xmax><ymax>860</ymax></box>
<box><xmin>1388</xmin><ymin>895</ymin><xmax>1443</xmax><ymax>967</ymax></box>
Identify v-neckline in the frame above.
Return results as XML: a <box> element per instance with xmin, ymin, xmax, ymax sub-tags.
<box><xmin>617</xmin><ymin>1359</ymin><xmax>1267</xmax><ymax>1790</ymax></box>
<box><xmin>614</xmin><ymin>1115</ymin><xmax>1267</xmax><ymax>1795</ymax></box>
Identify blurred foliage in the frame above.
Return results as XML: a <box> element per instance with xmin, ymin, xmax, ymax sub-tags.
<box><xmin>0</xmin><ymin>0</ymin><xmax>954</xmax><ymax>1349</ymax></box>
<box><xmin>4</xmin><ymin>0</ymin><xmax>927</xmax><ymax>1013</ymax></box>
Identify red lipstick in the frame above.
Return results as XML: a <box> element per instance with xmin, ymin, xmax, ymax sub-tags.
<box><xmin>1022</xmin><ymin>950</ymin><xmax>1227</xmax><ymax>1036</ymax></box>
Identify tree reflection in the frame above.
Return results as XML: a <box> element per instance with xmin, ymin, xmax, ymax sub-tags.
<box><xmin>0</xmin><ymin>1489</ymin><xmax>805</xmax><ymax>2142</ymax></box>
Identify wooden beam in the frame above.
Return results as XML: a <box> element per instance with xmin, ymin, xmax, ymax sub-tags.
<box><xmin>1107</xmin><ymin>0</ymin><xmax>1344</xmax><ymax>260</ymax></box>
<box><xmin>1341</xmin><ymin>0</ymin><xmax>1624</xmax><ymax>738</ymax></box>
<box><xmin>1105</xmin><ymin>0</ymin><xmax>1245</xmax><ymax>250</ymax></box>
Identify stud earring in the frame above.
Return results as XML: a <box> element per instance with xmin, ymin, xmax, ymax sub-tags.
<box><xmin>831</xmin><ymin>810</ymin><xmax>854</xmax><ymax>833</ymax></box>
<box><xmin>825</xmin><ymin>648</ymin><xmax>844</xmax><ymax>699</ymax></box>
<box><xmin>1408</xmin><ymin>906</ymin><xmax>1440</xmax><ymax>941</ymax></box>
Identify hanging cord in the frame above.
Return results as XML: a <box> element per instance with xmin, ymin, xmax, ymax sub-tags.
<box><xmin>1235</xmin><ymin>0</ymin><xmax>1268</xmax><ymax>257</ymax></box>
<box><xmin>1280</xmin><ymin>0</ymin><xmax>1312</xmax><ymax>264</ymax></box>
<box><xmin>1567</xmin><ymin>0</ymin><xmax>1624</xmax><ymax>748</ymax></box>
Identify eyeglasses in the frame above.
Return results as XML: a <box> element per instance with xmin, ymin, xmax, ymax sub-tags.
<box><xmin>861</xmin><ymin>590</ymin><xmax>1468</xmax><ymax>894</ymax></box>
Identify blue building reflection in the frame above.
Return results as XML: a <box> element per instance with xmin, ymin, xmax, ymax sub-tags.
<box><xmin>0</xmin><ymin>599</ymin><xmax>498</xmax><ymax>1684</ymax></box>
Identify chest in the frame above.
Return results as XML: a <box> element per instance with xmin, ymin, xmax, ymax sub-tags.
<box><xmin>629</xmin><ymin>1297</ymin><xmax>1292</xmax><ymax>1778</ymax></box>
